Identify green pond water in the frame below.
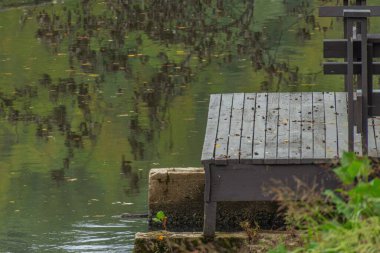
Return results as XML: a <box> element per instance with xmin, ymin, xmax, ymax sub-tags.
<box><xmin>0</xmin><ymin>0</ymin><xmax>378</xmax><ymax>252</ymax></box>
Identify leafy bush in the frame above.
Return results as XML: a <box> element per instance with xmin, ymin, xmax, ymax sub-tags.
<box><xmin>270</xmin><ymin>152</ymin><xmax>380</xmax><ymax>253</ymax></box>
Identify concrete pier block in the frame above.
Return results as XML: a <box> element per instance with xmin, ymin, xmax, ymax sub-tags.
<box><xmin>148</xmin><ymin>168</ymin><xmax>283</xmax><ymax>231</ymax></box>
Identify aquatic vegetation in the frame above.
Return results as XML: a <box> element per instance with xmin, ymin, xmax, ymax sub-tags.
<box><xmin>269</xmin><ymin>153</ymin><xmax>380</xmax><ymax>253</ymax></box>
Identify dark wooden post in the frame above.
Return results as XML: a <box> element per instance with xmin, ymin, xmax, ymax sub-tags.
<box><xmin>319</xmin><ymin>5</ymin><xmax>379</xmax><ymax>155</ymax></box>
<box><xmin>360</xmin><ymin>18</ymin><xmax>369</xmax><ymax>154</ymax></box>
<box><xmin>203</xmin><ymin>164</ymin><xmax>216</xmax><ymax>237</ymax></box>
<box><xmin>346</xmin><ymin>18</ymin><xmax>355</xmax><ymax>152</ymax></box>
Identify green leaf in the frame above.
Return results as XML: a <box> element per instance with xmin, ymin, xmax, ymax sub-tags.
<box><xmin>334</xmin><ymin>166</ymin><xmax>354</xmax><ymax>185</ymax></box>
<box><xmin>156</xmin><ymin>211</ymin><xmax>166</xmax><ymax>221</ymax></box>
<box><xmin>334</xmin><ymin>153</ymin><xmax>371</xmax><ymax>185</ymax></box>
<box><xmin>341</xmin><ymin>152</ymin><xmax>355</xmax><ymax>167</ymax></box>
<box><xmin>349</xmin><ymin>179</ymin><xmax>380</xmax><ymax>198</ymax></box>
<box><xmin>152</xmin><ymin>217</ymin><xmax>161</xmax><ymax>223</ymax></box>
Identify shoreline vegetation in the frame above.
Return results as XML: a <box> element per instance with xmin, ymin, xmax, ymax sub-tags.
<box><xmin>0</xmin><ymin>0</ymin><xmax>51</xmax><ymax>10</ymax></box>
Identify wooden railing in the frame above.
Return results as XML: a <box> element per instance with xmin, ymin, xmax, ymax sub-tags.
<box><xmin>320</xmin><ymin>1</ymin><xmax>380</xmax><ymax>155</ymax></box>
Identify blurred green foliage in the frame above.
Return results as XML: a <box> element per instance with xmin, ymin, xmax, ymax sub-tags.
<box><xmin>270</xmin><ymin>153</ymin><xmax>380</xmax><ymax>253</ymax></box>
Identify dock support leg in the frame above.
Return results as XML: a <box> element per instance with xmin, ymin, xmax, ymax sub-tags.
<box><xmin>203</xmin><ymin>201</ymin><xmax>217</xmax><ymax>238</ymax></box>
<box><xmin>203</xmin><ymin>164</ymin><xmax>216</xmax><ymax>238</ymax></box>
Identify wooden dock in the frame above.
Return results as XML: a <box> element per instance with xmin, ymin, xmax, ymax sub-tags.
<box><xmin>201</xmin><ymin>92</ymin><xmax>380</xmax><ymax>236</ymax></box>
<box><xmin>202</xmin><ymin>92</ymin><xmax>380</xmax><ymax>165</ymax></box>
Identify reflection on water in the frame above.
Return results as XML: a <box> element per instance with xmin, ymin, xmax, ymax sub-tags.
<box><xmin>0</xmin><ymin>0</ymin><xmax>354</xmax><ymax>251</ymax></box>
<box><xmin>26</xmin><ymin>219</ymin><xmax>143</xmax><ymax>252</ymax></box>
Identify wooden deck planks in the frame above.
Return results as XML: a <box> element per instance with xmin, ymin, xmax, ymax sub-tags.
<box><xmin>228</xmin><ymin>93</ymin><xmax>245</xmax><ymax>161</ymax></box>
<box><xmin>265</xmin><ymin>93</ymin><xmax>280</xmax><ymax>163</ymax></box>
<box><xmin>215</xmin><ymin>94</ymin><xmax>233</xmax><ymax>164</ymax></box>
<box><xmin>240</xmin><ymin>93</ymin><xmax>256</xmax><ymax>161</ymax></box>
<box><xmin>354</xmin><ymin>125</ymin><xmax>363</xmax><ymax>156</ymax></box>
<box><xmin>335</xmin><ymin>92</ymin><xmax>348</xmax><ymax>158</ymax></box>
<box><xmin>201</xmin><ymin>94</ymin><xmax>221</xmax><ymax>162</ymax></box>
<box><xmin>289</xmin><ymin>93</ymin><xmax>302</xmax><ymax>163</ymax></box>
<box><xmin>313</xmin><ymin>92</ymin><xmax>326</xmax><ymax>161</ymax></box>
<box><xmin>252</xmin><ymin>93</ymin><xmax>268</xmax><ymax>162</ymax></box>
<box><xmin>368</xmin><ymin>118</ymin><xmax>378</xmax><ymax>157</ymax></box>
<box><xmin>324</xmin><ymin>92</ymin><xmax>338</xmax><ymax>159</ymax></box>
<box><xmin>301</xmin><ymin>92</ymin><xmax>314</xmax><ymax>163</ymax></box>
<box><xmin>202</xmin><ymin>92</ymin><xmax>380</xmax><ymax>164</ymax></box>
<box><xmin>277</xmin><ymin>93</ymin><xmax>290</xmax><ymax>163</ymax></box>
<box><xmin>373</xmin><ymin>117</ymin><xmax>380</xmax><ymax>157</ymax></box>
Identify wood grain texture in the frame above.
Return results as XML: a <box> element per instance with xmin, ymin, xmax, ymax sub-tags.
<box><xmin>201</xmin><ymin>94</ymin><xmax>221</xmax><ymax>162</ymax></box>
<box><xmin>301</xmin><ymin>92</ymin><xmax>314</xmax><ymax>163</ymax></box>
<box><xmin>335</xmin><ymin>92</ymin><xmax>348</xmax><ymax>157</ymax></box>
<box><xmin>265</xmin><ymin>93</ymin><xmax>280</xmax><ymax>163</ymax></box>
<box><xmin>228</xmin><ymin>93</ymin><xmax>245</xmax><ymax>162</ymax></box>
<box><xmin>277</xmin><ymin>93</ymin><xmax>290</xmax><ymax>163</ymax></box>
<box><xmin>215</xmin><ymin>94</ymin><xmax>233</xmax><ymax>164</ymax></box>
<box><xmin>313</xmin><ymin>92</ymin><xmax>326</xmax><ymax>161</ymax></box>
<box><xmin>368</xmin><ymin>118</ymin><xmax>378</xmax><ymax>157</ymax></box>
<box><xmin>324</xmin><ymin>92</ymin><xmax>338</xmax><ymax>159</ymax></box>
<box><xmin>289</xmin><ymin>93</ymin><xmax>302</xmax><ymax>163</ymax></box>
<box><xmin>202</xmin><ymin>92</ymin><xmax>380</xmax><ymax>165</ymax></box>
<box><xmin>374</xmin><ymin>117</ymin><xmax>380</xmax><ymax>157</ymax></box>
<box><xmin>240</xmin><ymin>93</ymin><xmax>256</xmax><ymax>161</ymax></box>
<box><xmin>252</xmin><ymin>93</ymin><xmax>268</xmax><ymax>162</ymax></box>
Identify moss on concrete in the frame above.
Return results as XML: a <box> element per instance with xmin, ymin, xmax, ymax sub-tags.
<box><xmin>150</xmin><ymin>201</ymin><xmax>284</xmax><ymax>231</ymax></box>
<box><xmin>134</xmin><ymin>231</ymin><xmax>301</xmax><ymax>253</ymax></box>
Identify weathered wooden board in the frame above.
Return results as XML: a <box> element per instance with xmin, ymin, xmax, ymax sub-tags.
<box><xmin>335</xmin><ymin>92</ymin><xmax>348</xmax><ymax>157</ymax></box>
<box><xmin>202</xmin><ymin>92</ymin><xmax>380</xmax><ymax>165</ymax></box>
<box><xmin>252</xmin><ymin>93</ymin><xmax>267</xmax><ymax>162</ymax></box>
<box><xmin>240</xmin><ymin>93</ymin><xmax>256</xmax><ymax>161</ymax></box>
<box><xmin>324</xmin><ymin>62</ymin><xmax>380</xmax><ymax>75</ymax></box>
<box><xmin>373</xmin><ymin>117</ymin><xmax>380</xmax><ymax>157</ymax></box>
<box><xmin>368</xmin><ymin>118</ymin><xmax>378</xmax><ymax>157</ymax></box>
<box><xmin>319</xmin><ymin>6</ymin><xmax>380</xmax><ymax>17</ymax></box>
<box><xmin>354</xmin><ymin>126</ymin><xmax>363</xmax><ymax>156</ymax></box>
<box><xmin>201</xmin><ymin>94</ymin><xmax>221</xmax><ymax>162</ymax></box>
<box><xmin>228</xmin><ymin>93</ymin><xmax>245</xmax><ymax>162</ymax></box>
<box><xmin>301</xmin><ymin>92</ymin><xmax>314</xmax><ymax>163</ymax></box>
<box><xmin>324</xmin><ymin>92</ymin><xmax>338</xmax><ymax>159</ymax></box>
<box><xmin>265</xmin><ymin>93</ymin><xmax>280</xmax><ymax>163</ymax></box>
<box><xmin>277</xmin><ymin>93</ymin><xmax>290</xmax><ymax>163</ymax></box>
<box><xmin>215</xmin><ymin>94</ymin><xmax>233</xmax><ymax>164</ymax></box>
<box><xmin>289</xmin><ymin>93</ymin><xmax>302</xmax><ymax>163</ymax></box>
<box><xmin>313</xmin><ymin>92</ymin><xmax>326</xmax><ymax>161</ymax></box>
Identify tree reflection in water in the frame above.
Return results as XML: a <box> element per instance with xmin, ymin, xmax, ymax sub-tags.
<box><xmin>0</xmin><ymin>0</ymin><xmax>329</xmax><ymax>184</ymax></box>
